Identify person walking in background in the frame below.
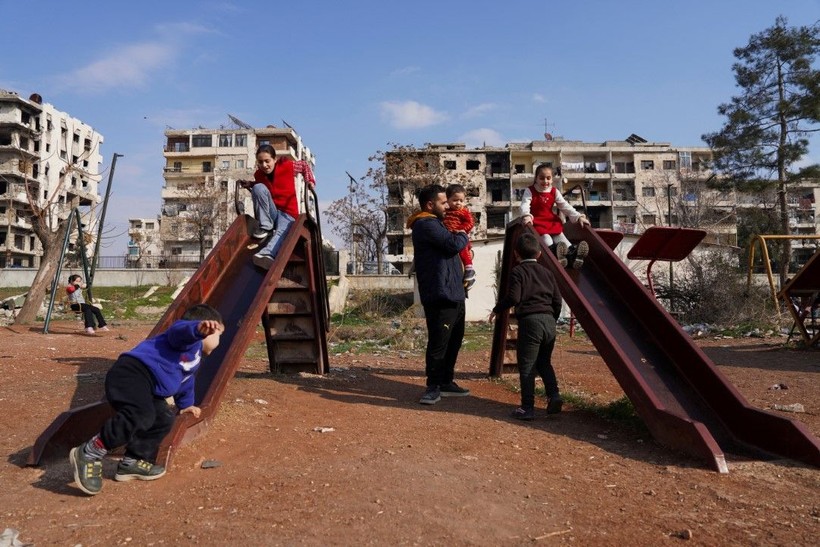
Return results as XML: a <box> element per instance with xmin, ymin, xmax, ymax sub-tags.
<box><xmin>520</xmin><ymin>164</ymin><xmax>591</xmax><ymax>269</ymax></box>
<box><xmin>407</xmin><ymin>184</ymin><xmax>471</xmax><ymax>405</ymax></box>
<box><xmin>442</xmin><ymin>183</ymin><xmax>477</xmax><ymax>291</ymax></box>
<box><xmin>66</xmin><ymin>274</ymin><xmax>109</xmax><ymax>335</ymax></box>
<box><xmin>70</xmin><ymin>304</ymin><xmax>224</xmax><ymax>496</ymax></box>
<box><xmin>489</xmin><ymin>232</ymin><xmax>563</xmax><ymax>420</ymax></box>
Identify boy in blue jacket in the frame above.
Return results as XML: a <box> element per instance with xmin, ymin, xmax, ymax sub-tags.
<box><xmin>70</xmin><ymin>304</ymin><xmax>224</xmax><ymax>495</ymax></box>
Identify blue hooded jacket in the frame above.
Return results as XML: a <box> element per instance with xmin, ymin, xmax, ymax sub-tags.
<box><xmin>408</xmin><ymin>212</ymin><xmax>468</xmax><ymax>307</ymax></box>
<box><xmin>122</xmin><ymin>320</ymin><xmax>206</xmax><ymax>409</ymax></box>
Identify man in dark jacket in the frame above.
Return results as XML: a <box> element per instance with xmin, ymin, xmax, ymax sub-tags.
<box><xmin>407</xmin><ymin>184</ymin><xmax>471</xmax><ymax>405</ymax></box>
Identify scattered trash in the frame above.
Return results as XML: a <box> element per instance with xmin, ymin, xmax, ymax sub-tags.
<box><xmin>772</xmin><ymin>403</ymin><xmax>805</xmax><ymax>413</ymax></box>
<box><xmin>313</xmin><ymin>426</ymin><xmax>335</xmax><ymax>433</ymax></box>
<box><xmin>200</xmin><ymin>460</ymin><xmax>222</xmax><ymax>469</ymax></box>
<box><xmin>0</xmin><ymin>528</ymin><xmax>27</xmax><ymax>547</ymax></box>
<box><xmin>671</xmin><ymin>529</ymin><xmax>693</xmax><ymax>540</ymax></box>
<box><xmin>254</xmin><ymin>399</ymin><xmax>268</xmax><ymax>405</ymax></box>
<box><xmin>768</xmin><ymin>383</ymin><xmax>788</xmax><ymax>390</ymax></box>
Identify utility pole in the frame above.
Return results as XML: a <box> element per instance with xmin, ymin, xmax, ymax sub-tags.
<box><xmin>346</xmin><ymin>171</ymin><xmax>357</xmax><ymax>275</ymax></box>
<box><xmin>89</xmin><ymin>152</ymin><xmax>123</xmax><ymax>287</ymax></box>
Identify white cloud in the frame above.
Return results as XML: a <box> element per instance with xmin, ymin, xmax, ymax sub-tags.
<box><xmin>390</xmin><ymin>66</ymin><xmax>421</xmax><ymax>77</ymax></box>
<box><xmin>379</xmin><ymin>100</ymin><xmax>447</xmax><ymax>129</ymax></box>
<box><xmin>459</xmin><ymin>128</ymin><xmax>505</xmax><ymax>148</ymax></box>
<box><xmin>56</xmin><ymin>42</ymin><xmax>175</xmax><ymax>93</ymax></box>
<box><xmin>462</xmin><ymin>103</ymin><xmax>497</xmax><ymax>119</ymax></box>
<box><xmin>532</xmin><ymin>93</ymin><xmax>547</xmax><ymax>103</ymax></box>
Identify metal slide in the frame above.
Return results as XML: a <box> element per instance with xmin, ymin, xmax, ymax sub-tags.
<box><xmin>491</xmin><ymin>220</ymin><xmax>820</xmax><ymax>473</ymax></box>
<box><xmin>29</xmin><ymin>211</ymin><xmax>328</xmax><ymax>467</ymax></box>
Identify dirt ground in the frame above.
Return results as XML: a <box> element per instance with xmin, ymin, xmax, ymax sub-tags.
<box><xmin>1</xmin><ymin>320</ymin><xmax>818</xmax><ymax>546</ymax></box>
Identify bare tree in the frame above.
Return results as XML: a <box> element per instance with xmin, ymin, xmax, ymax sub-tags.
<box><xmin>176</xmin><ymin>177</ymin><xmax>228</xmax><ymax>264</ymax></box>
<box><xmin>11</xmin><ymin>145</ymin><xmax>101</xmax><ymax>324</ymax></box>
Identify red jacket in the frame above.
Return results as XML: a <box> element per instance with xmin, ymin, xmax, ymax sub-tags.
<box><xmin>528</xmin><ymin>185</ymin><xmax>563</xmax><ymax>235</ymax></box>
<box><xmin>443</xmin><ymin>207</ymin><xmax>474</xmax><ymax>234</ymax></box>
<box><xmin>253</xmin><ymin>158</ymin><xmax>305</xmax><ymax>218</ymax></box>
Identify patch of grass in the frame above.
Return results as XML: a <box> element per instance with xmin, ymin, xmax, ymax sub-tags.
<box><xmin>560</xmin><ymin>393</ymin><xmax>648</xmax><ymax>433</ymax></box>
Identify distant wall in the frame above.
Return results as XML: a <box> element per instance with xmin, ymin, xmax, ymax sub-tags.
<box><xmin>0</xmin><ymin>268</ymin><xmax>197</xmax><ymax>289</ymax></box>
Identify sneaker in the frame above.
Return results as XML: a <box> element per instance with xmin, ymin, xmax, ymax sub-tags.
<box><xmin>572</xmin><ymin>241</ymin><xmax>589</xmax><ymax>270</ymax></box>
<box><xmin>252</xmin><ymin>229</ymin><xmax>271</xmax><ymax>240</ymax></box>
<box><xmin>439</xmin><ymin>381</ymin><xmax>470</xmax><ymax>397</ymax></box>
<box><xmin>85</xmin><ymin>327</ymin><xmax>95</xmax><ymax>335</ymax></box>
<box><xmin>464</xmin><ymin>277</ymin><xmax>476</xmax><ymax>290</ymax></box>
<box><xmin>252</xmin><ymin>253</ymin><xmax>275</xmax><ymax>270</ymax></box>
<box><xmin>556</xmin><ymin>243</ymin><xmax>569</xmax><ymax>268</ymax></box>
<box><xmin>463</xmin><ymin>269</ymin><xmax>476</xmax><ymax>281</ymax></box>
<box><xmin>99</xmin><ymin>326</ymin><xmax>110</xmax><ymax>332</ymax></box>
<box><xmin>546</xmin><ymin>396</ymin><xmax>564</xmax><ymax>415</ymax></box>
<box><xmin>511</xmin><ymin>407</ymin><xmax>535</xmax><ymax>421</ymax></box>
<box><xmin>70</xmin><ymin>444</ymin><xmax>103</xmax><ymax>495</ymax></box>
<box><xmin>114</xmin><ymin>459</ymin><xmax>167</xmax><ymax>482</ymax></box>
<box><xmin>419</xmin><ymin>386</ymin><xmax>441</xmax><ymax>405</ymax></box>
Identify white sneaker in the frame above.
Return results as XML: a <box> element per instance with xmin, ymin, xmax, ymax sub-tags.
<box><xmin>85</xmin><ymin>327</ymin><xmax>95</xmax><ymax>335</ymax></box>
<box><xmin>252</xmin><ymin>253</ymin><xmax>275</xmax><ymax>270</ymax></box>
<box><xmin>99</xmin><ymin>326</ymin><xmax>110</xmax><ymax>332</ymax></box>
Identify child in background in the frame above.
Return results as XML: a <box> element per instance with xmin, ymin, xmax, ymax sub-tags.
<box><xmin>489</xmin><ymin>232</ymin><xmax>563</xmax><ymax>420</ymax></box>
<box><xmin>520</xmin><ymin>164</ymin><xmax>591</xmax><ymax>269</ymax></box>
<box><xmin>66</xmin><ymin>274</ymin><xmax>109</xmax><ymax>334</ymax></box>
<box><xmin>442</xmin><ymin>184</ymin><xmax>476</xmax><ymax>289</ymax></box>
<box><xmin>70</xmin><ymin>304</ymin><xmax>224</xmax><ymax>495</ymax></box>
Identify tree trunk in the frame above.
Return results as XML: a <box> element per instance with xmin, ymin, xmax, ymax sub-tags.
<box><xmin>14</xmin><ymin>224</ymin><xmax>67</xmax><ymax>325</ymax></box>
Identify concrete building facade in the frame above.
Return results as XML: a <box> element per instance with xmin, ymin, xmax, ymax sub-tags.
<box><xmin>0</xmin><ymin>89</ymin><xmax>104</xmax><ymax>268</ymax></box>
<box><xmin>128</xmin><ymin>123</ymin><xmax>315</xmax><ymax>266</ymax></box>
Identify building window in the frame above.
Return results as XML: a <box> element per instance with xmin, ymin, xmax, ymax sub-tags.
<box><xmin>202</xmin><ymin>162</ymin><xmax>212</xmax><ymax>173</ymax></box>
<box><xmin>466</xmin><ymin>160</ymin><xmax>481</xmax><ymax>171</ymax></box>
<box><xmin>146</xmin><ymin>222</ymin><xmax>155</xmax><ymax>230</ymax></box>
<box><xmin>171</xmin><ymin>247</ymin><xmax>182</xmax><ymax>255</ymax></box>
<box><xmin>640</xmin><ymin>160</ymin><xmax>654</xmax><ymax>170</ymax></box>
<box><xmin>235</xmin><ymin>134</ymin><xmax>247</xmax><ymax>147</ymax></box>
<box><xmin>173</xmin><ymin>162</ymin><xmax>182</xmax><ymax>172</ymax></box>
<box><xmin>192</xmin><ymin>134</ymin><xmax>212</xmax><ymax>147</ymax></box>
<box><xmin>514</xmin><ymin>164</ymin><xmax>525</xmax><ymax>174</ymax></box>
<box><xmin>679</xmin><ymin>151</ymin><xmax>692</xmax><ymax>170</ymax></box>
<box><xmin>236</xmin><ymin>159</ymin><xmax>245</xmax><ymax>169</ymax></box>
<box><xmin>642</xmin><ymin>187</ymin><xmax>656</xmax><ymax>197</ymax></box>
<box><xmin>663</xmin><ymin>160</ymin><xmax>676</xmax><ymax>170</ymax></box>
<box><xmin>444</xmin><ymin>160</ymin><xmax>456</xmax><ymax>170</ymax></box>
<box><xmin>221</xmin><ymin>160</ymin><xmax>230</xmax><ymax>170</ymax></box>
<box><xmin>642</xmin><ymin>214</ymin><xmax>656</xmax><ymax>225</ymax></box>
<box><xmin>218</xmin><ymin>134</ymin><xmax>232</xmax><ymax>147</ymax></box>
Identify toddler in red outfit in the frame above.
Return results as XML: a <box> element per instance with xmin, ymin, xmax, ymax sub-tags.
<box><xmin>442</xmin><ymin>184</ymin><xmax>476</xmax><ymax>290</ymax></box>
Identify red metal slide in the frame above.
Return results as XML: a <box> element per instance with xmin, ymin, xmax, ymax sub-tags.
<box><xmin>29</xmin><ymin>211</ymin><xmax>328</xmax><ymax>467</ymax></box>
<box><xmin>491</xmin><ymin>220</ymin><xmax>820</xmax><ymax>472</ymax></box>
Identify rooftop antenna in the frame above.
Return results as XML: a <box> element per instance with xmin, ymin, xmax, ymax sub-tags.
<box><xmin>282</xmin><ymin>119</ymin><xmax>294</xmax><ymax>129</ymax></box>
<box><xmin>228</xmin><ymin>114</ymin><xmax>253</xmax><ymax>129</ymax></box>
<box><xmin>542</xmin><ymin>117</ymin><xmax>556</xmax><ymax>140</ymax></box>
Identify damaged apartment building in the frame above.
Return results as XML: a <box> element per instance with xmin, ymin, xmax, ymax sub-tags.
<box><xmin>128</xmin><ymin>120</ymin><xmax>314</xmax><ymax>267</ymax></box>
<box><xmin>0</xmin><ymin>89</ymin><xmax>104</xmax><ymax>268</ymax></box>
<box><xmin>386</xmin><ymin>136</ymin><xmax>724</xmax><ymax>275</ymax></box>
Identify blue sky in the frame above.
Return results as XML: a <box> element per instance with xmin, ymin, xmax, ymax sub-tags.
<box><xmin>2</xmin><ymin>0</ymin><xmax>818</xmax><ymax>254</ymax></box>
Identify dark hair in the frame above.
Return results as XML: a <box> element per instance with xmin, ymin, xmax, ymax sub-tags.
<box><xmin>516</xmin><ymin>233</ymin><xmax>540</xmax><ymax>260</ymax></box>
<box><xmin>417</xmin><ymin>184</ymin><xmax>446</xmax><ymax>210</ymax></box>
<box><xmin>182</xmin><ymin>304</ymin><xmax>223</xmax><ymax>323</ymax></box>
<box><xmin>534</xmin><ymin>163</ymin><xmax>553</xmax><ymax>180</ymax></box>
<box><xmin>68</xmin><ymin>274</ymin><xmax>81</xmax><ymax>284</ymax></box>
<box><xmin>256</xmin><ymin>144</ymin><xmax>277</xmax><ymax>158</ymax></box>
<box><xmin>446</xmin><ymin>184</ymin><xmax>466</xmax><ymax>198</ymax></box>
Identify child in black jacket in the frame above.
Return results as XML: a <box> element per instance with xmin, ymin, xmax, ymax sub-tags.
<box><xmin>489</xmin><ymin>232</ymin><xmax>563</xmax><ymax>420</ymax></box>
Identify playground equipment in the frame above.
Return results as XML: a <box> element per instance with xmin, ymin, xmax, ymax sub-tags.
<box><xmin>626</xmin><ymin>226</ymin><xmax>705</xmax><ymax>300</ymax></box>
<box><xmin>778</xmin><ymin>250</ymin><xmax>820</xmax><ymax>347</ymax></box>
<box><xmin>490</xmin><ymin>219</ymin><xmax>820</xmax><ymax>473</ymax></box>
<box><xmin>30</xmin><ymin>183</ymin><xmax>330</xmax><ymax>468</ymax></box>
<box><xmin>42</xmin><ymin>208</ymin><xmax>93</xmax><ymax>334</ymax></box>
<box><xmin>746</xmin><ymin>234</ymin><xmax>820</xmax><ymax>311</ymax></box>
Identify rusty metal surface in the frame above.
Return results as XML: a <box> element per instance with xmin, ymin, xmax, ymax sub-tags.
<box><xmin>626</xmin><ymin>226</ymin><xmax>706</xmax><ymax>262</ymax></box>
<box><xmin>490</xmin><ymin>220</ymin><xmax>820</xmax><ymax>472</ymax></box>
<box><xmin>30</xmin><ymin>213</ymin><xmax>329</xmax><ymax>467</ymax></box>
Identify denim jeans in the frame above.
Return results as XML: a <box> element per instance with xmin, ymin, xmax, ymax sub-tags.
<box><xmin>252</xmin><ymin>183</ymin><xmax>296</xmax><ymax>259</ymax></box>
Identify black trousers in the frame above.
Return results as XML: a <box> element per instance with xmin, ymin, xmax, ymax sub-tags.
<box><xmin>71</xmin><ymin>303</ymin><xmax>107</xmax><ymax>329</ymax></box>
<box><xmin>423</xmin><ymin>301</ymin><xmax>466</xmax><ymax>387</ymax></box>
<box><xmin>100</xmin><ymin>355</ymin><xmax>175</xmax><ymax>463</ymax></box>
<box><xmin>516</xmin><ymin>314</ymin><xmax>559</xmax><ymax>409</ymax></box>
